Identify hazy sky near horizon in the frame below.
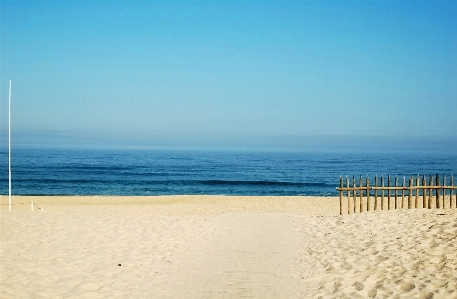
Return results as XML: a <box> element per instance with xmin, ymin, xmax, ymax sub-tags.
<box><xmin>1</xmin><ymin>1</ymin><xmax>456</xmax><ymax>151</ymax></box>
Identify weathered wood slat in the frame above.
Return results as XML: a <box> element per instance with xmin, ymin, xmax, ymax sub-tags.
<box><xmin>339</xmin><ymin>177</ymin><xmax>343</xmax><ymax>215</ymax></box>
<box><xmin>374</xmin><ymin>176</ymin><xmax>378</xmax><ymax>211</ymax></box>
<box><xmin>408</xmin><ymin>176</ymin><xmax>413</xmax><ymax>209</ymax></box>
<box><xmin>366</xmin><ymin>177</ymin><xmax>370</xmax><ymax>212</ymax></box>
<box><xmin>336</xmin><ymin>186</ymin><xmax>457</xmax><ymax>191</ymax></box>
<box><xmin>435</xmin><ymin>174</ymin><xmax>441</xmax><ymax>209</ymax></box>
<box><xmin>359</xmin><ymin>176</ymin><xmax>363</xmax><ymax>213</ymax></box>
<box><xmin>347</xmin><ymin>177</ymin><xmax>351</xmax><ymax>214</ymax></box>
<box><xmin>429</xmin><ymin>175</ymin><xmax>433</xmax><ymax>209</ymax></box>
<box><xmin>353</xmin><ymin>176</ymin><xmax>356</xmax><ymax>214</ymax></box>
<box><xmin>443</xmin><ymin>175</ymin><xmax>447</xmax><ymax>209</ymax></box>
<box><xmin>359</xmin><ymin>177</ymin><xmax>364</xmax><ymax>213</ymax></box>
<box><xmin>395</xmin><ymin>176</ymin><xmax>398</xmax><ymax>209</ymax></box>
<box><xmin>451</xmin><ymin>175</ymin><xmax>455</xmax><ymax>209</ymax></box>
<box><xmin>401</xmin><ymin>176</ymin><xmax>405</xmax><ymax>209</ymax></box>
<box><xmin>381</xmin><ymin>176</ymin><xmax>384</xmax><ymax>210</ymax></box>
<box><xmin>422</xmin><ymin>175</ymin><xmax>427</xmax><ymax>209</ymax></box>
<box><xmin>388</xmin><ymin>175</ymin><xmax>391</xmax><ymax>210</ymax></box>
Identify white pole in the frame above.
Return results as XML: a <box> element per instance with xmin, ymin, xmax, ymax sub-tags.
<box><xmin>8</xmin><ymin>80</ymin><xmax>12</xmax><ymax>212</ymax></box>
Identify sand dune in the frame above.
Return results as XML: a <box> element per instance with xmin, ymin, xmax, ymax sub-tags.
<box><xmin>1</xmin><ymin>196</ymin><xmax>456</xmax><ymax>298</ymax></box>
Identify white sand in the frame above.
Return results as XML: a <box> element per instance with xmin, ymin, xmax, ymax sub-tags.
<box><xmin>1</xmin><ymin>196</ymin><xmax>456</xmax><ymax>298</ymax></box>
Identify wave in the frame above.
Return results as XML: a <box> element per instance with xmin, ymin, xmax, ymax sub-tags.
<box><xmin>8</xmin><ymin>177</ymin><xmax>331</xmax><ymax>188</ymax></box>
<box><xmin>199</xmin><ymin>180</ymin><xmax>330</xmax><ymax>187</ymax></box>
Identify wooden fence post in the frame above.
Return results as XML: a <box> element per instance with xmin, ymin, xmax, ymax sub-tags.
<box><xmin>451</xmin><ymin>175</ymin><xmax>455</xmax><ymax>209</ymax></box>
<box><xmin>366</xmin><ymin>176</ymin><xmax>370</xmax><ymax>211</ymax></box>
<box><xmin>359</xmin><ymin>176</ymin><xmax>363</xmax><ymax>213</ymax></box>
<box><xmin>347</xmin><ymin>177</ymin><xmax>351</xmax><ymax>214</ymax></box>
<box><xmin>422</xmin><ymin>175</ymin><xmax>427</xmax><ymax>209</ymax></box>
<box><xmin>381</xmin><ymin>176</ymin><xmax>385</xmax><ymax>210</ymax></box>
<box><xmin>443</xmin><ymin>175</ymin><xmax>447</xmax><ymax>209</ymax></box>
<box><xmin>387</xmin><ymin>175</ymin><xmax>391</xmax><ymax>210</ymax></box>
<box><xmin>436</xmin><ymin>174</ymin><xmax>441</xmax><ymax>209</ymax></box>
<box><xmin>415</xmin><ymin>175</ymin><xmax>419</xmax><ymax>208</ymax></box>
<box><xmin>401</xmin><ymin>176</ymin><xmax>405</xmax><ymax>209</ymax></box>
<box><xmin>353</xmin><ymin>176</ymin><xmax>357</xmax><ymax>214</ymax></box>
<box><xmin>374</xmin><ymin>176</ymin><xmax>378</xmax><ymax>211</ymax></box>
<box><xmin>339</xmin><ymin>177</ymin><xmax>343</xmax><ymax>215</ymax></box>
<box><xmin>429</xmin><ymin>175</ymin><xmax>433</xmax><ymax>209</ymax></box>
<box><xmin>395</xmin><ymin>176</ymin><xmax>398</xmax><ymax>209</ymax></box>
<box><xmin>408</xmin><ymin>176</ymin><xmax>413</xmax><ymax>209</ymax></box>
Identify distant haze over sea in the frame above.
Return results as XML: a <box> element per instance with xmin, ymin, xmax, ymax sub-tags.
<box><xmin>1</xmin><ymin>131</ymin><xmax>456</xmax><ymax>154</ymax></box>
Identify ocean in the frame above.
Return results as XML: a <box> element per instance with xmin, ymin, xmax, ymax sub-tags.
<box><xmin>1</xmin><ymin>148</ymin><xmax>456</xmax><ymax>196</ymax></box>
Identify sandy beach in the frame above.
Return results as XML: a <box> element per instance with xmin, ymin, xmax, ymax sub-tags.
<box><xmin>1</xmin><ymin>195</ymin><xmax>456</xmax><ymax>298</ymax></box>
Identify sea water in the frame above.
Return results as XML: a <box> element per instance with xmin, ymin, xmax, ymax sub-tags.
<box><xmin>1</xmin><ymin>148</ymin><xmax>456</xmax><ymax>196</ymax></box>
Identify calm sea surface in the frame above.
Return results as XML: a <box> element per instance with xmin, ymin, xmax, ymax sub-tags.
<box><xmin>1</xmin><ymin>148</ymin><xmax>456</xmax><ymax>196</ymax></box>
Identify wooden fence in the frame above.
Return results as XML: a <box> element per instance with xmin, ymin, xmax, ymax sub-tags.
<box><xmin>336</xmin><ymin>174</ymin><xmax>457</xmax><ymax>215</ymax></box>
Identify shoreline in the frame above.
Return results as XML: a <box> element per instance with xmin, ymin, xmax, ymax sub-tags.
<box><xmin>0</xmin><ymin>195</ymin><xmax>340</xmax><ymax>216</ymax></box>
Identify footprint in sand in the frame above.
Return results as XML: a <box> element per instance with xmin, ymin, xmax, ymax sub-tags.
<box><xmin>419</xmin><ymin>291</ymin><xmax>434</xmax><ymax>299</ymax></box>
<box><xmin>400</xmin><ymin>281</ymin><xmax>415</xmax><ymax>293</ymax></box>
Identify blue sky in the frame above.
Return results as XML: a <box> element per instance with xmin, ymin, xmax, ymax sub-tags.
<box><xmin>1</xmin><ymin>1</ymin><xmax>456</xmax><ymax>151</ymax></box>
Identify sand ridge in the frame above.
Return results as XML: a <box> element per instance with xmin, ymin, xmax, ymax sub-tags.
<box><xmin>1</xmin><ymin>196</ymin><xmax>456</xmax><ymax>298</ymax></box>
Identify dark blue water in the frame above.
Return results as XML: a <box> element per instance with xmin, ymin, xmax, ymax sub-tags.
<box><xmin>1</xmin><ymin>148</ymin><xmax>456</xmax><ymax>196</ymax></box>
